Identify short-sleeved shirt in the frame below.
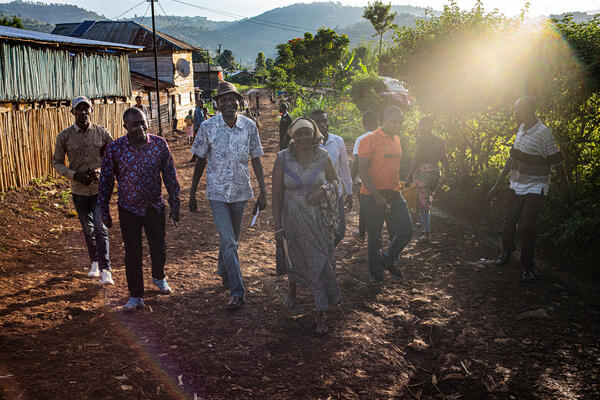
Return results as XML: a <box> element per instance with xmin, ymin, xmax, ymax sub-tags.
<box><xmin>98</xmin><ymin>134</ymin><xmax>180</xmax><ymax>218</ymax></box>
<box><xmin>191</xmin><ymin>113</ymin><xmax>264</xmax><ymax>202</ymax></box>
<box><xmin>509</xmin><ymin>119</ymin><xmax>564</xmax><ymax>196</ymax></box>
<box><xmin>52</xmin><ymin>123</ymin><xmax>113</xmax><ymax>196</ymax></box>
<box><xmin>352</xmin><ymin>131</ymin><xmax>373</xmax><ymax>155</ymax></box>
<box><xmin>185</xmin><ymin>115</ymin><xmax>194</xmax><ymax>127</ymax></box>
<box><xmin>358</xmin><ymin>127</ymin><xmax>403</xmax><ymax>195</ymax></box>
<box><xmin>321</xmin><ymin>133</ymin><xmax>352</xmax><ymax>196</ymax></box>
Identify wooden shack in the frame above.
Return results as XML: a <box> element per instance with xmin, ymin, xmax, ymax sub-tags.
<box><xmin>193</xmin><ymin>64</ymin><xmax>224</xmax><ymax>96</ymax></box>
<box><xmin>130</xmin><ymin>71</ymin><xmax>173</xmax><ymax>133</ymax></box>
<box><xmin>53</xmin><ymin>21</ymin><xmax>201</xmax><ymax>130</ymax></box>
<box><xmin>0</xmin><ymin>25</ymin><xmax>142</xmax><ymax>192</ymax></box>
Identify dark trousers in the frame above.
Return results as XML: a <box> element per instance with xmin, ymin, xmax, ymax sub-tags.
<box><xmin>72</xmin><ymin>194</ymin><xmax>110</xmax><ymax>270</ymax></box>
<box><xmin>119</xmin><ymin>206</ymin><xmax>166</xmax><ymax>298</ymax></box>
<box><xmin>358</xmin><ymin>193</ymin><xmax>366</xmax><ymax>237</ymax></box>
<box><xmin>502</xmin><ymin>190</ymin><xmax>544</xmax><ymax>271</ymax></box>
<box><xmin>363</xmin><ymin>193</ymin><xmax>413</xmax><ymax>280</ymax></box>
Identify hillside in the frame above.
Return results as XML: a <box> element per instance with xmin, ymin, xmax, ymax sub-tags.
<box><xmin>0</xmin><ymin>0</ymin><xmax>104</xmax><ymax>24</ymax></box>
<box><xmin>0</xmin><ymin>1</ymin><xmax>426</xmax><ymax>62</ymax></box>
<box><xmin>135</xmin><ymin>3</ymin><xmax>428</xmax><ymax>62</ymax></box>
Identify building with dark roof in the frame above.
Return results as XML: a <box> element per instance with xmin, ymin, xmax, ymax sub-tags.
<box><xmin>0</xmin><ymin>25</ymin><xmax>141</xmax><ymax>103</ymax></box>
<box><xmin>53</xmin><ymin>21</ymin><xmax>201</xmax><ymax>129</ymax></box>
<box><xmin>0</xmin><ymin>26</ymin><xmax>142</xmax><ymax>191</ymax></box>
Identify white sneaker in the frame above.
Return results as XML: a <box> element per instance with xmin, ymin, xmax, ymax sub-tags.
<box><xmin>87</xmin><ymin>261</ymin><xmax>100</xmax><ymax>277</ymax></box>
<box><xmin>99</xmin><ymin>269</ymin><xmax>114</xmax><ymax>285</ymax></box>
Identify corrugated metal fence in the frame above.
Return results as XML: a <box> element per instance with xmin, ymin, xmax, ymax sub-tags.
<box><xmin>0</xmin><ymin>102</ymin><xmax>129</xmax><ymax>191</ymax></box>
<box><xmin>0</xmin><ymin>42</ymin><xmax>132</xmax><ymax>101</ymax></box>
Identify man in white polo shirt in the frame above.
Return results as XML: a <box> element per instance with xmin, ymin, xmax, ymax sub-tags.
<box><xmin>489</xmin><ymin>96</ymin><xmax>569</xmax><ymax>282</ymax></box>
<box><xmin>310</xmin><ymin>109</ymin><xmax>353</xmax><ymax>247</ymax></box>
<box><xmin>351</xmin><ymin>110</ymin><xmax>379</xmax><ymax>242</ymax></box>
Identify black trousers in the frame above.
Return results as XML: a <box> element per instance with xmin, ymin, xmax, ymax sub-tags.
<box><xmin>119</xmin><ymin>206</ymin><xmax>166</xmax><ymax>298</ymax></box>
<box><xmin>502</xmin><ymin>190</ymin><xmax>544</xmax><ymax>271</ymax></box>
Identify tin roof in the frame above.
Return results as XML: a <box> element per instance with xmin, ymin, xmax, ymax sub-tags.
<box><xmin>53</xmin><ymin>21</ymin><xmax>200</xmax><ymax>52</ymax></box>
<box><xmin>0</xmin><ymin>25</ymin><xmax>142</xmax><ymax>51</ymax></box>
<box><xmin>131</xmin><ymin>71</ymin><xmax>174</xmax><ymax>91</ymax></box>
<box><xmin>193</xmin><ymin>64</ymin><xmax>223</xmax><ymax>73</ymax></box>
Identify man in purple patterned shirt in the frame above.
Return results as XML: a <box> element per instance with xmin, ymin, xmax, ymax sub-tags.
<box><xmin>98</xmin><ymin>107</ymin><xmax>181</xmax><ymax>311</ymax></box>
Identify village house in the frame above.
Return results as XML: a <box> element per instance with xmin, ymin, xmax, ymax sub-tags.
<box><xmin>0</xmin><ymin>25</ymin><xmax>141</xmax><ymax>192</ymax></box>
<box><xmin>52</xmin><ymin>20</ymin><xmax>201</xmax><ymax>130</ymax></box>
<box><xmin>191</xmin><ymin>51</ymin><xmax>223</xmax><ymax>96</ymax></box>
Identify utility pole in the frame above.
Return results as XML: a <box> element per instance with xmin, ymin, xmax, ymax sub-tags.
<box><xmin>206</xmin><ymin>49</ymin><xmax>212</xmax><ymax>103</ymax></box>
<box><xmin>148</xmin><ymin>0</ymin><xmax>162</xmax><ymax>136</ymax></box>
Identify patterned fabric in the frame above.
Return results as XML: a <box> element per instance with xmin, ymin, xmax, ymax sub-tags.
<box><xmin>414</xmin><ymin>163</ymin><xmax>440</xmax><ymax>211</ymax></box>
<box><xmin>509</xmin><ymin>119</ymin><xmax>564</xmax><ymax>196</ymax></box>
<box><xmin>52</xmin><ymin>123</ymin><xmax>113</xmax><ymax>196</ymax></box>
<box><xmin>98</xmin><ymin>134</ymin><xmax>180</xmax><ymax>218</ymax></box>
<box><xmin>319</xmin><ymin>182</ymin><xmax>340</xmax><ymax>245</ymax></box>
<box><xmin>191</xmin><ymin>113</ymin><xmax>264</xmax><ymax>202</ymax></box>
<box><xmin>278</xmin><ymin>147</ymin><xmax>342</xmax><ymax>311</ymax></box>
<box><xmin>321</xmin><ymin>133</ymin><xmax>352</xmax><ymax>196</ymax></box>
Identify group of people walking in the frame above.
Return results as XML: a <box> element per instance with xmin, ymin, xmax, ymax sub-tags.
<box><xmin>52</xmin><ymin>79</ymin><xmax>566</xmax><ymax>333</ymax></box>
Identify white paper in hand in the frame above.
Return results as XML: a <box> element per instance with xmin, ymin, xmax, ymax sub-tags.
<box><xmin>250</xmin><ymin>200</ymin><xmax>260</xmax><ymax>227</ymax></box>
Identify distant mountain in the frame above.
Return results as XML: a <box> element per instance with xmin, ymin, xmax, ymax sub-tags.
<box><xmin>0</xmin><ymin>0</ymin><xmax>104</xmax><ymax>24</ymax></box>
<box><xmin>134</xmin><ymin>3</ymin><xmax>428</xmax><ymax>63</ymax></box>
<box><xmin>0</xmin><ymin>10</ymin><xmax>53</xmax><ymax>32</ymax></box>
<box><xmin>0</xmin><ymin>1</ymin><xmax>425</xmax><ymax>64</ymax></box>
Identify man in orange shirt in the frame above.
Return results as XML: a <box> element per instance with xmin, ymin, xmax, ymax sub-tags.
<box><xmin>358</xmin><ymin>106</ymin><xmax>413</xmax><ymax>284</ymax></box>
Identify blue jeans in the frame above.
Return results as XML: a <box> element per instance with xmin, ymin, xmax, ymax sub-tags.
<box><xmin>363</xmin><ymin>193</ymin><xmax>413</xmax><ymax>280</ymax></box>
<box><xmin>334</xmin><ymin>195</ymin><xmax>346</xmax><ymax>247</ymax></box>
<box><xmin>209</xmin><ymin>200</ymin><xmax>247</xmax><ymax>298</ymax></box>
<box><xmin>72</xmin><ymin>194</ymin><xmax>110</xmax><ymax>270</ymax></box>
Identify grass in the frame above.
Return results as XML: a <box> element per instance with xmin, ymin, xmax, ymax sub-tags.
<box><xmin>232</xmin><ymin>83</ymin><xmax>266</xmax><ymax>92</ymax></box>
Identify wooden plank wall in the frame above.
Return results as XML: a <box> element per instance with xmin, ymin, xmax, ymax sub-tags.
<box><xmin>0</xmin><ymin>102</ymin><xmax>129</xmax><ymax>192</ymax></box>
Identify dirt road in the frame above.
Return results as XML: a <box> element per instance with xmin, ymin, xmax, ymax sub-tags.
<box><xmin>1</xmin><ymin>97</ymin><xmax>599</xmax><ymax>399</ymax></box>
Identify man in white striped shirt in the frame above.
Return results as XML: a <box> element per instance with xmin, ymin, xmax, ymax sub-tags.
<box><xmin>489</xmin><ymin>96</ymin><xmax>569</xmax><ymax>282</ymax></box>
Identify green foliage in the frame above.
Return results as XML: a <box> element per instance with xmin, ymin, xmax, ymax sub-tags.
<box><xmin>363</xmin><ymin>1</ymin><xmax>397</xmax><ymax>54</ymax></box>
<box><xmin>0</xmin><ymin>14</ymin><xmax>23</xmax><ymax>28</ymax></box>
<box><xmin>289</xmin><ymin>93</ymin><xmax>363</xmax><ymax>142</ymax></box>
<box><xmin>380</xmin><ymin>1</ymin><xmax>600</xmax><ymax>269</ymax></box>
<box><xmin>275</xmin><ymin>28</ymin><xmax>350</xmax><ymax>89</ymax></box>
<box><xmin>265</xmin><ymin>58</ymin><xmax>275</xmax><ymax>70</ymax></box>
<box><xmin>255</xmin><ymin>51</ymin><xmax>267</xmax><ymax>73</ymax></box>
<box><xmin>216</xmin><ymin>49</ymin><xmax>238</xmax><ymax>70</ymax></box>
<box><xmin>348</xmin><ymin>72</ymin><xmax>387</xmax><ymax>113</ymax></box>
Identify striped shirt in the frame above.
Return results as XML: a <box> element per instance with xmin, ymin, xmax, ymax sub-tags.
<box><xmin>509</xmin><ymin>119</ymin><xmax>564</xmax><ymax>196</ymax></box>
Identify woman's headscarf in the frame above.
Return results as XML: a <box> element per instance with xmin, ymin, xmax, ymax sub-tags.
<box><xmin>287</xmin><ymin>117</ymin><xmax>323</xmax><ymax>146</ymax></box>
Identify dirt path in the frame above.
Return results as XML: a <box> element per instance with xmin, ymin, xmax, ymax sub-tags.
<box><xmin>1</xmin><ymin>95</ymin><xmax>599</xmax><ymax>400</ymax></box>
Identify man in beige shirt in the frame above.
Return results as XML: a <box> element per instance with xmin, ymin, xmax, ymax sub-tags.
<box><xmin>52</xmin><ymin>96</ymin><xmax>114</xmax><ymax>284</ymax></box>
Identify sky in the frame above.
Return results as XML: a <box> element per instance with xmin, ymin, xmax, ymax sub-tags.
<box><xmin>2</xmin><ymin>0</ymin><xmax>599</xmax><ymax>21</ymax></box>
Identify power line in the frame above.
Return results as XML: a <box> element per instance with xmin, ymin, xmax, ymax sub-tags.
<box><xmin>138</xmin><ymin>3</ymin><xmax>151</xmax><ymax>28</ymax></box>
<box><xmin>156</xmin><ymin>0</ymin><xmax>188</xmax><ymax>41</ymax></box>
<box><xmin>111</xmin><ymin>0</ymin><xmax>146</xmax><ymax>20</ymax></box>
<box><xmin>171</xmin><ymin>0</ymin><xmax>312</xmax><ymax>33</ymax></box>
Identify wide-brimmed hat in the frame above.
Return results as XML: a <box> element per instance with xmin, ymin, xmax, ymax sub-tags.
<box><xmin>213</xmin><ymin>80</ymin><xmax>243</xmax><ymax>100</ymax></box>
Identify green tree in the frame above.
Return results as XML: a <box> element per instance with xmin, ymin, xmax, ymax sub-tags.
<box><xmin>265</xmin><ymin>58</ymin><xmax>275</xmax><ymax>71</ymax></box>
<box><xmin>0</xmin><ymin>15</ymin><xmax>24</xmax><ymax>29</ymax></box>
<box><xmin>362</xmin><ymin>1</ymin><xmax>396</xmax><ymax>55</ymax></box>
<box><xmin>255</xmin><ymin>51</ymin><xmax>266</xmax><ymax>73</ymax></box>
<box><xmin>216</xmin><ymin>49</ymin><xmax>237</xmax><ymax>70</ymax></box>
<box><xmin>275</xmin><ymin>28</ymin><xmax>350</xmax><ymax>88</ymax></box>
